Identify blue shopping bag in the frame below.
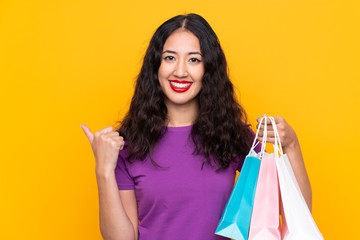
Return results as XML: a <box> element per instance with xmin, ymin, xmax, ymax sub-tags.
<box><xmin>215</xmin><ymin>117</ymin><xmax>268</xmax><ymax>240</ymax></box>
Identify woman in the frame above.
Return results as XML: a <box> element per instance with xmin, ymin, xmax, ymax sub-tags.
<box><xmin>80</xmin><ymin>13</ymin><xmax>311</xmax><ymax>240</ymax></box>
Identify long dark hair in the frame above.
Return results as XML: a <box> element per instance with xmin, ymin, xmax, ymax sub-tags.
<box><xmin>116</xmin><ymin>13</ymin><xmax>253</xmax><ymax>170</ymax></box>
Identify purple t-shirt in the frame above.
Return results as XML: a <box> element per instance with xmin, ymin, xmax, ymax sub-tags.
<box><xmin>115</xmin><ymin>125</ymin><xmax>254</xmax><ymax>239</ymax></box>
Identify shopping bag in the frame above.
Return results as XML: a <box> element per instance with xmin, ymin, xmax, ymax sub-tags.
<box><xmin>215</xmin><ymin>117</ymin><xmax>268</xmax><ymax>240</ymax></box>
<box><xmin>248</xmin><ymin>152</ymin><xmax>281</xmax><ymax>240</ymax></box>
<box><xmin>269</xmin><ymin>117</ymin><xmax>324</xmax><ymax>240</ymax></box>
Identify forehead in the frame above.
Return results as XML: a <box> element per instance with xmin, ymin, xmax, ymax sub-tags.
<box><xmin>163</xmin><ymin>29</ymin><xmax>201</xmax><ymax>52</ymax></box>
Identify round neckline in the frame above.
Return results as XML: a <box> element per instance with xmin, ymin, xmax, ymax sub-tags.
<box><xmin>162</xmin><ymin>125</ymin><xmax>193</xmax><ymax>132</ymax></box>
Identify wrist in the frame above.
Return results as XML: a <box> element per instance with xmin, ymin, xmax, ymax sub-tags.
<box><xmin>95</xmin><ymin>166</ymin><xmax>116</xmax><ymax>179</ymax></box>
<box><xmin>283</xmin><ymin>138</ymin><xmax>300</xmax><ymax>153</ymax></box>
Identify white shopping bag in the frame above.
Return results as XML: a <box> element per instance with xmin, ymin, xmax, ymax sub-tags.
<box><xmin>269</xmin><ymin>117</ymin><xmax>324</xmax><ymax>240</ymax></box>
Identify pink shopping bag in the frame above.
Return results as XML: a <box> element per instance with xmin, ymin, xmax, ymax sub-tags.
<box><xmin>248</xmin><ymin>152</ymin><xmax>281</xmax><ymax>240</ymax></box>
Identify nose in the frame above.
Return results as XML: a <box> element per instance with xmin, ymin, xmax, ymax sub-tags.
<box><xmin>173</xmin><ymin>60</ymin><xmax>188</xmax><ymax>78</ymax></box>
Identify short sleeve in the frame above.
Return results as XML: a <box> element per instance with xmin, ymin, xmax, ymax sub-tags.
<box><xmin>236</xmin><ymin>127</ymin><xmax>262</xmax><ymax>172</ymax></box>
<box><xmin>114</xmin><ymin>149</ymin><xmax>135</xmax><ymax>190</ymax></box>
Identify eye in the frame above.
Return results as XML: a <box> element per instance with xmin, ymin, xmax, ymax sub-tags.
<box><xmin>164</xmin><ymin>56</ymin><xmax>175</xmax><ymax>61</ymax></box>
<box><xmin>189</xmin><ymin>57</ymin><xmax>201</xmax><ymax>63</ymax></box>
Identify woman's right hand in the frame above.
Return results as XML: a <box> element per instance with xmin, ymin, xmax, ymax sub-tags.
<box><xmin>80</xmin><ymin>124</ymin><xmax>125</xmax><ymax>175</ymax></box>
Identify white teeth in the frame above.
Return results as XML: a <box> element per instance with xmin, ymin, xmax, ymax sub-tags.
<box><xmin>170</xmin><ymin>81</ymin><xmax>191</xmax><ymax>88</ymax></box>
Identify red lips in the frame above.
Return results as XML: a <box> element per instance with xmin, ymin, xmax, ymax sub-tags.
<box><xmin>169</xmin><ymin>80</ymin><xmax>193</xmax><ymax>93</ymax></box>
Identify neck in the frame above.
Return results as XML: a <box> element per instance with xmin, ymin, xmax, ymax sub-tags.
<box><xmin>164</xmin><ymin>98</ymin><xmax>199</xmax><ymax>127</ymax></box>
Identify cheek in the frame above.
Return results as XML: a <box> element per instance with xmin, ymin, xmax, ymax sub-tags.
<box><xmin>195</xmin><ymin>65</ymin><xmax>205</xmax><ymax>80</ymax></box>
<box><xmin>157</xmin><ymin>66</ymin><xmax>167</xmax><ymax>88</ymax></box>
<box><xmin>195</xmin><ymin>69</ymin><xmax>205</xmax><ymax>83</ymax></box>
<box><xmin>158</xmin><ymin>63</ymin><xmax>171</xmax><ymax>79</ymax></box>
<box><xmin>158</xmin><ymin>65</ymin><xmax>164</xmax><ymax>79</ymax></box>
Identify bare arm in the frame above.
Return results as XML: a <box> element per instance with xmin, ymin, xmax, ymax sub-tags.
<box><xmin>80</xmin><ymin>124</ymin><xmax>139</xmax><ymax>239</ymax></box>
<box><xmin>96</xmin><ymin>171</ymin><xmax>138</xmax><ymax>240</ymax></box>
<box><xmin>282</xmin><ymin>137</ymin><xmax>312</xmax><ymax>212</ymax></box>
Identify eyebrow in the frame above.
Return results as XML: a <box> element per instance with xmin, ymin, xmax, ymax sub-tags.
<box><xmin>162</xmin><ymin>50</ymin><xmax>202</xmax><ymax>56</ymax></box>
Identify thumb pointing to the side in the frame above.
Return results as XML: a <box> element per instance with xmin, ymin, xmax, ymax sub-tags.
<box><xmin>80</xmin><ymin>124</ymin><xmax>94</xmax><ymax>144</ymax></box>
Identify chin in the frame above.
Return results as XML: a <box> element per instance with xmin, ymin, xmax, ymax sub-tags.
<box><xmin>167</xmin><ymin>96</ymin><xmax>198</xmax><ymax>106</ymax></box>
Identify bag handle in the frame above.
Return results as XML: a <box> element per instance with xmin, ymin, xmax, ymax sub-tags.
<box><xmin>249</xmin><ymin>116</ymin><xmax>268</xmax><ymax>159</ymax></box>
<box><xmin>268</xmin><ymin>116</ymin><xmax>284</xmax><ymax>156</ymax></box>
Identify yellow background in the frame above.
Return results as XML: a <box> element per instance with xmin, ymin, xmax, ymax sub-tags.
<box><xmin>1</xmin><ymin>0</ymin><xmax>359</xmax><ymax>239</ymax></box>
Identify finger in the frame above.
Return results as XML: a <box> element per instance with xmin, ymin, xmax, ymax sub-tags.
<box><xmin>264</xmin><ymin>137</ymin><xmax>276</xmax><ymax>144</ymax></box>
<box><xmin>95</xmin><ymin>126</ymin><xmax>114</xmax><ymax>138</ymax></box>
<box><xmin>257</xmin><ymin>136</ymin><xmax>276</xmax><ymax>143</ymax></box>
<box><xmin>104</xmin><ymin>131</ymin><xmax>120</xmax><ymax>137</ymax></box>
<box><xmin>98</xmin><ymin>126</ymin><xmax>114</xmax><ymax>134</ymax></box>
<box><xmin>258</xmin><ymin>114</ymin><xmax>271</xmax><ymax>123</ymax></box>
<box><xmin>256</xmin><ymin>114</ymin><xmax>269</xmax><ymax>123</ymax></box>
<box><xmin>264</xmin><ymin>115</ymin><xmax>271</xmax><ymax>124</ymax></box>
<box><xmin>111</xmin><ymin>135</ymin><xmax>124</xmax><ymax>143</ymax></box>
<box><xmin>256</xmin><ymin>123</ymin><xmax>275</xmax><ymax>130</ymax></box>
<box><xmin>80</xmin><ymin>124</ymin><xmax>94</xmax><ymax>143</ymax></box>
<box><xmin>258</xmin><ymin>131</ymin><xmax>275</xmax><ymax>138</ymax></box>
<box><xmin>116</xmin><ymin>139</ymin><xmax>125</xmax><ymax>150</ymax></box>
<box><xmin>111</xmin><ymin>138</ymin><xmax>125</xmax><ymax>150</ymax></box>
<box><xmin>108</xmin><ymin>133</ymin><xmax>124</xmax><ymax>141</ymax></box>
<box><xmin>106</xmin><ymin>133</ymin><xmax>125</xmax><ymax>145</ymax></box>
<box><xmin>273</xmin><ymin>116</ymin><xmax>285</xmax><ymax>124</ymax></box>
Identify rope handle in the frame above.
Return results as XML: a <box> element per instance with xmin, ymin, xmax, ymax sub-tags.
<box><xmin>269</xmin><ymin>116</ymin><xmax>284</xmax><ymax>156</ymax></box>
<box><xmin>249</xmin><ymin>116</ymin><xmax>268</xmax><ymax>159</ymax></box>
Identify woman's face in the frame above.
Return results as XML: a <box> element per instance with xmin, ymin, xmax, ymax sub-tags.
<box><xmin>158</xmin><ymin>29</ymin><xmax>204</xmax><ymax>107</ymax></box>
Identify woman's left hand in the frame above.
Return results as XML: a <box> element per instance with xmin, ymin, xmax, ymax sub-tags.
<box><xmin>256</xmin><ymin>114</ymin><xmax>312</xmax><ymax>212</ymax></box>
<box><xmin>256</xmin><ymin>115</ymin><xmax>299</xmax><ymax>151</ymax></box>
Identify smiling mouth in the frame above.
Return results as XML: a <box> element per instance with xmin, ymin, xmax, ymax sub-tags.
<box><xmin>169</xmin><ymin>80</ymin><xmax>193</xmax><ymax>92</ymax></box>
